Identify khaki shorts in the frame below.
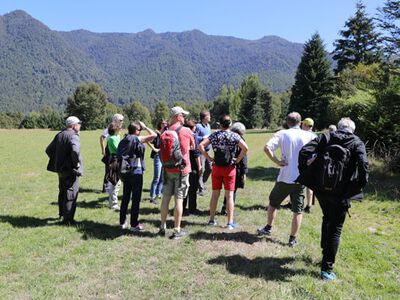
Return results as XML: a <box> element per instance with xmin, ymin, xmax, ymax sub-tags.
<box><xmin>269</xmin><ymin>181</ymin><xmax>305</xmax><ymax>213</ymax></box>
<box><xmin>162</xmin><ymin>171</ymin><xmax>190</xmax><ymax>201</ymax></box>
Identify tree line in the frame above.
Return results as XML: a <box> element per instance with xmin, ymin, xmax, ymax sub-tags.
<box><xmin>0</xmin><ymin>1</ymin><xmax>398</xmax><ymax>170</ymax></box>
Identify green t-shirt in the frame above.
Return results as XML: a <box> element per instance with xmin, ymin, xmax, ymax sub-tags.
<box><xmin>107</xmin><ymin>135</ymin><xmax>121</xmax><ymax>155</ymax></box>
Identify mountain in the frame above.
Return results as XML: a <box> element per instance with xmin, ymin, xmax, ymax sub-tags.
<box><xmin>0</xmin><ymin>10</ymin><xmax>304</xmax><ymax>112</ymax></box>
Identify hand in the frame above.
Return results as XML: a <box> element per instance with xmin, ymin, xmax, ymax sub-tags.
<box><xmin>198</xmin><ymin>167</ymin><xmax>203</xmax><ymax>176</ymax></box>
<box><xmin>154</xmin><ymin>148</ymin><xmax>160</xmax><ymax>153</ymax></box>
<box><xmin>138</xmin><ymin>121</ymin><xmax>146</xmax><ymax>130</ymax></box>
<box><xmin>276</xmin><ymin>159</ymin><xmax>287</xmax><ymax>167</ymax></box>
<box><xmin>307</xmin><ymin>157</ymin><xmax>316</xmax><ymax>166</ymax></box>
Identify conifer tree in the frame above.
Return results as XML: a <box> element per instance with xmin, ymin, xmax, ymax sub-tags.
<box><xmin>333</xmin><ymin>1</ymin><xmax>381</xmax><ymax>73</ymax></box>
<box><xmin>238</xmin><ymin>75</ymin><xmax>264</xmax><ymax>129</ymax></box>
<box><xmin>289</xmin><ymin>33</ymin><xmax>333</xmax><ymax>129</ymax></box>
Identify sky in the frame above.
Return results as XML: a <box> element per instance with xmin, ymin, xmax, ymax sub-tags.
<box><xmin>0</xmin><ymin>0</ymin><xmax>384</xmax><ymax>51</ymax></box>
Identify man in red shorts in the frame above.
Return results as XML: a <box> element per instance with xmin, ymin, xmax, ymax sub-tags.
<box><xmin>199</xmin><ymin>115</ymin><xmax>248</xmax><ymax>229</ymax></box>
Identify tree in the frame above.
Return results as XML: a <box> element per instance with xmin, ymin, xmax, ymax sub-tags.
<box><xmin>289</xmin><ymin>33</ymin><xmax>333</xmax><ymax>128</ymax></box>
<box><xmin>258</xmin><ymin>87</ymin><xmax>273</xmax><ymax>128</ymax></box>
<box><xmin>238</xmin><ymin>75</ymin><xmax>264</xmax><ymax>129</ymax></box>
<box><xmin>333</xmin><ymin>1</ymin><xmax>381</xmax><ymax>73</ymax></box>
<box><xmin>124</xmin><ymin>101</ymin><xmax>152</xmax><ymax>126</ymax></box>
<box><xmin>377</xmin><ymin>0</ymin><xmax>400</xmax><ymax>66</ymax></box>
<box><xmin>66</xmin><ymin>83</ymin><xmax>108</xmax><ymax>130</ymax></box>
<box><xmin>153</xmin><ymin>100</ymin><xmax>170</xmax><ymax>126</ymax></box>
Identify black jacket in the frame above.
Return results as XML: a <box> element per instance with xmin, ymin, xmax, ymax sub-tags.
<box><xmin>297</xmin><ymin>130</ymin><xmax>368</xmax><ymax>200</ymax></box>
<box><xmin>46</xmin><ymin>129</ymin><xmax>82</xmax><ymax>176</ymax></box>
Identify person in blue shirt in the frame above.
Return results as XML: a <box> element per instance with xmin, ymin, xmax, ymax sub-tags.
<box><xmin>195</xmin><ymin>110</ymin><xmax>212</xmax><ymax>196</ymax></box>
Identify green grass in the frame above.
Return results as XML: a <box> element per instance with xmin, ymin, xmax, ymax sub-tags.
<box><xmin>0</xmin><ymin>129</ymin><xmax>399</xmax><ymax>299</ymax></box>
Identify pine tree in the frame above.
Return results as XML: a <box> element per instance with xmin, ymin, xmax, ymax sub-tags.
<box><xmin>377</xmin><ymin>0</ymin><xmax>400</xmax><ymax>66</ymax></box>
<box><xmin>153</xmin><ymin>100</ymin><xmax>170</xmax><ymax>126</ymax></box>
<box><xmin>289</xmin><ymin>33</ymin><xmax>333</xmax><ymax>129</ymax></box>
<box><xmin>238</xmin><ymin>75</ymin><xmax>264</xmax><ymax>129</ymax></box>
<box><xmin>258</xmin><ymin>87</ymin><xmax>273</xmax><ymax>128</ymax></box>
<box><xmin>333</xmin><ymin>1</ymin><xmax>381</xmax><ymax>73</ymax></box>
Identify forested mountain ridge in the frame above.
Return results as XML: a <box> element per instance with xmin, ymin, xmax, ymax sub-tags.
<box><xmin>0</xmin><ymin>10</ymin><xmax>304</xmax><ymax>112</ymax></box>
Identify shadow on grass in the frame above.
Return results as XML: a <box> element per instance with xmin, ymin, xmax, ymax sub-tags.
<box><xmin>235</xmin><ymin>204</ymin><xmax>267</xmax><ymax>211</ymax></box>
<box><xmin>79</xmin><ymin>187</ymin><xmax>103</xmax><ymax>194</ymax></box>
<box><xmin>50</xmin><ymin>197</ymin><xmax>109</xmax><ymax>209</ymax></box>
<box><xmin>208</xmin><ymin>255</ymin><xmax>316</xmax><ymax>282</ymax></box>
<box><xmin>140</xmin><ymin>218</ymin><xmax>206</xmax><ymax>229</ymax></box>
<box><xmin>363</xmin><ymin>168</ymin><xmax>400</xmax><ymax>201</ymax></box>
<box><xmin>247</xmin><ymin>166</ymin><xmax>279</xmax><ymax>182</ymax></box>
<box><xmin>190</xmin><ymin>231</ymin><xmax>261</xmax><ymax>245</ymax></box>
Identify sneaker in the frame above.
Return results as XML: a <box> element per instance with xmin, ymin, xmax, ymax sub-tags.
<box><xmin>156</xmin><ymin>194</ymin><xmax>162</xmax><ymax>199</ymax></box>
<box><xmin>171</xmin><ymin>229</ymin><xmax>187</xmax><ymax>240</ymax></box>
<box><xmin>288</xmin><ymin>236</ymin><xmax>298</xmax><ymax>247</ymax></box>
<box><xmin>208</xmin><ymin>220</ymin><xmax>217</xmax><ymax>226</ymax></box>
<box><xmin>304</xmin><ymin>205</ymin><xmax>312</xmax><ymax>214</ymax></box>
<box><xmin>227</xmin><ymin>223</ymin><xmax>238</xmax><ymax>230</ymax></box>
<box><xmin>321</xmin><ymin>271</ymin><xmax>337</xmax><ymax>281</ymax></box>
<box><xmin>129</xmin><ymin>223</ymin><xmax>145</xmax><ymax>232</ymax></box>
<box><xmin>150</xmin><ymin>198</ymin><xmax>159</xmax><ymax>205</ymax></box>
<box><xmin>257</xmin><ymin>226</ymin><xmax>271</xmax><ymax>236</ymax></box>
<box><xmin>110</xmin><ymin>204</ymin><xmax>120</xmax><ymax>210</ymax></box>
<box><xmin>120</xmin><ymin>222</ymin><xmax>130</xmax><ymax>230</ymax></box>
<box><xmin>158</xmin><ymin>228</ymin><xmax>166</xmax><ymax>236</ymax></box>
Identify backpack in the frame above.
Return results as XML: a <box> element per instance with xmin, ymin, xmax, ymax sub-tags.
<box><xmin>159</xmin><ymin>126</ymin><xmax>184</xmax><ymax>169</ymax></box>
<box><xmin>315</xmin><ymin>133</ymin><xmax>351</xmax><ymax>196</ymax></box>
<box><xmin>116</xmin><ymin>135</ymin><xmax>139</xmax><ymax>175</ymax></box>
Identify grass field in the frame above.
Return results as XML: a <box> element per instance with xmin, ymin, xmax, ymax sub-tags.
<box><xmin>0</xmin><ymin>129</ymin><xmax>399</xmax><ymax>300</ymax></box>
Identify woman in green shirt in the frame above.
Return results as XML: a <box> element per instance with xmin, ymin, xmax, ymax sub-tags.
<box><xmin>106</xmin><ymin>123</ymin><xmax>121</xmax><ymax>210</ymax></box>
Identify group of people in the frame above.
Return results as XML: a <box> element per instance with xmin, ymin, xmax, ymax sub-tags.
<box><xmin>46</xmin><ymin>106</ymin><xmax>368</xmax><ymax>281</ymax></box>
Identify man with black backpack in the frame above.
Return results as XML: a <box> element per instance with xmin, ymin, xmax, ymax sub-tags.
<box><xmin>297</xmin><ymin>117</ymin><xmax>369</xmax><ymax>281</ymax></box>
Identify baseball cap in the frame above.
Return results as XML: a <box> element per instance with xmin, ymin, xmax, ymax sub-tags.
<box><xmin>170</xmin><ymin>106</ymin><xmax>189</xmax><ymax>117</ymax></box>
<box><xmin>303</xmin><ymin>118</ymin><xmax>314</xmax><ymax>127</ymax></box>
<box><xmin>112</xmin><ymin>113</ymin><xmax>124</xmax><ymax>122</ymax></box>
<box><xmin>66</xmin><ymin>116</ymin><xmax>82</xmax><ymax>126</ymax></box>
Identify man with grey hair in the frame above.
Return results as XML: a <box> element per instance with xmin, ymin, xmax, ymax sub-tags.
<box><xmin>297</xmin><ymin>117</ymin><xmax>368</xmax><ymax>281</ymax></box>
<box><xmin>46</xmin><ymin>116</ymin><xmax>83</xmax><ymax>225</ymax></box>
<box><xmin>257</xmin><ymin>112</ymin><xmax>315</xmax><ymax>247</ymax></box>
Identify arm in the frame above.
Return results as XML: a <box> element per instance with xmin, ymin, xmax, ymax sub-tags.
<box><xmin>100</xmin><ymin>135</ymin><xmax>107</xmax><ymax>156</ymax></box>
<box><xmin>137</xmin><ymin>122</ymin><xmax>157</xmax><ymax>144</ymax></box>
<box><xmin>199</xmin><ymin>138</ymin><xmax>213</xmax><ymax>163</ymax></box>
<box><xmin>45</xmin><ymin>136</ymin><xmax>56</xmax><ymax>157</ymax></box>
<box><xmin>146</xmin><ymin>141</ymin><xmax>158</xmax><ymax>152</ymax></box>
<box><xmin>355</xmin><ymin>140</ymin><xmax>369</xmax><ymax>188</ymax></box>
<box><xmin>70</xmin><ymin>134</ymin><xmax>81</xmax><ymax>168</ymax></box>
<box><xmin>264</xmin><ymin>145</ymin><xmax>286</xmax><ymax>167</ymax></box>
<box><xmin>234</xmin><ymin>139</ymin><xmax>248</xmax><ymax>164</ymax></box>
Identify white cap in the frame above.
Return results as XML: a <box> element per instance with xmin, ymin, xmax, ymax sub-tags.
<box><xmin>170</xmin><ymin>106</ymin><xmax>189</xmax><ymax>117</ymax></box>
<box><xmin>66</xmin><ymin>116</ymin><xmax>82</xmax><ymax>127</ymax></box>
<box><xmin>112</xmin><ymin>113</ymin><xmax>124</xmax><ymax>122</ymax></box>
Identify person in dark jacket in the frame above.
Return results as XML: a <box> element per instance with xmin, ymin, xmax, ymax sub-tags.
<box><xmin>183</xmin><ymin>120</ymin><xmax>202</xmax><ymax>215</ymax></box>
<box><xmin>46</xmin><ymin>116</ymin><xmax>83</xmax><ymax>225</ymax></box>
<box><xmin>297</xmin><ymin>117</ymin><xmax>369</xmax><ymax>281</ymax></box>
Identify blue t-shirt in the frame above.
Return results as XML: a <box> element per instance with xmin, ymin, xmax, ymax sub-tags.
<box><xmin>195</xmin><ymin>122</ymin><xmax>211</xmax><ymax>151</ymax></box>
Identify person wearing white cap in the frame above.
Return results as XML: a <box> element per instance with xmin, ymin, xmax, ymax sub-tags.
<box><xmin>159</xmin><ymin>106</ymin><xmax>195</xmax><ymax>239</ymax></box>
<box><xmin>100</xmin><ymin>113</ymin><xmax>124</xmax><ymax>192</ymax></box>
<box><xmin>45</xmin><ymin>116</ymin><xmax>83</xmax><ymax>225</ymax></box>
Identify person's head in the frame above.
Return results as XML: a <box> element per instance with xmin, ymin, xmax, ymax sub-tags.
<box><xmin>111</xmin><ymin>114</ymin><xmax>124</xmax><ymax>128</ymax></box>
<box><xmin>219</xmin><ymin>115</ymin><xmax>232</xmax><ymax>129</ymax></box>
<box><xmin>108</xmin><ymin>122</ymin><xmax>120</xmax><ymax>136</ymax></box>
<box><xmin>156</xmin><ymin>119</ymin><xmax>168</xmax><ymax>131</ymax></box>
<box><xmin>301</xmin><ymin>118</ymin><xmax>314</xmax><ymax>131</ymax></box>
<box><xmin>328</xmin><ymin>124</ymin><xmax>337</xmax><ymax>133</ymax></box>
<box><xmin>286</xmin><ymin>112</ymin><xmax>301</xmax><ymax>128</ymax></box>
<box><xmin>66</xmin><ymin>116</ymin><xmax>82</xmax><ymax>132</ymax></box>
<box><xmin>230</xmin><ymin>122</ymin><xmax>246</xmax><ymax>136</ymax></box>
<box><xmin>200</xmin><ymin>110</ymin><xmax>211</xmax><ymax>124</ymax></box>
<box><xmin>184</xmin><ymin>119</ymin><xmax>197</xmax><ymax>132</ymax></box>
<box><xmin>128</xmin><ymin>122</ymin><xmax>141</xmax><ymax>135</ymax></box>
<box><xmin>337</xmin><ymin>117</ymin><xmax>356</xmax><ymax>133</ymax></box>
<box><xmin>170</xmin><ymin>106</ymin><xmax>189</xmax><ymax>124</ymax></box>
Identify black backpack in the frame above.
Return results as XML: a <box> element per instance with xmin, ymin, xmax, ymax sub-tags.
<box><xmin>315</xmin><ymin>133</ymin><xmax>351</xmax><ymax>196</ymax></box>
<box><xmin>116</xmin><ymin>135</ymin><xmax>139</xmax><ymax>175</ymax></box>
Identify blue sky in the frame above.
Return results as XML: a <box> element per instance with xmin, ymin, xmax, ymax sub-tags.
<box><xmin>0</xmin><ymin>0</ymin><xmax>383</xmax><ymax>50</ymax></box>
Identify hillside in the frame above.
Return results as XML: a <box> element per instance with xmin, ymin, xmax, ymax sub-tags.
<box><xmin>0</xmin><ymin>10</ymin><xmax>304</xmax><ymax>112</ymax></box>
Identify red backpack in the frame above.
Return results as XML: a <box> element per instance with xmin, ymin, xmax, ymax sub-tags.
<box><xmin>159</xmin><ymin>126</ymin><xmax>184</xmax><ymax>169</ymax></box>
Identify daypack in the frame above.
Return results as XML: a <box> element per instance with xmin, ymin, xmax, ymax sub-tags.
<box><xmin>116</xmin><ymin>135</ymin><xmax>139</xmax><ymax>175</ymax></box>
<box><xmin>214</xmin><ymin>144</ymin><xmax>234</xmax><ymax>166</ymax></box>
<box><xmin>159</xmin><ymin>126</ymin><xmax>184</xmax><ymax>169</ymax></box>
<box><xmin>315</xmin><ymin>133</ymin><xmax>351</xmax><ymax>196</ymax></box>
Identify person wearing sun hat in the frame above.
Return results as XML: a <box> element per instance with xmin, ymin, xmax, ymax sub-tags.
<box><xmin>45</xmin><ymin>116</ymin><xmax>83</xmax><ymax>225</ymax></box>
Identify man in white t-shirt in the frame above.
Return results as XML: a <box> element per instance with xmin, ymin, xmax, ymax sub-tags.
<box><xmin>100</xmin><ymin>113</ymin><xmax>124</xmax><ymax>192</ymax></box>
<box><xmin>257</xmin><ymin>112</ymin><xmax>315</xmax><ymax>247</ymax></box>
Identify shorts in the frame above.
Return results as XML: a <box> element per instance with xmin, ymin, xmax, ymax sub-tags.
<box><xmin>269</xmin><ymin>181</ymin><xmax>305</xmax><ymax>213</ymax></box>
<box><xmin>162</xmin><ymin>171</ymin><xmax>190</xmax><ymax>200</ymax></box>
<box><xmin>212</xmin><ymin>165</ymin><xmax>236</xmax><ymax>191</ymax></box>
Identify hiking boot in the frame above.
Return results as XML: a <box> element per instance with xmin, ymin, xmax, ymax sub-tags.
<box><xmin>207</xmin><ymin>220</ymin><xmax>217</xmax><ymax>226</ymax></box>
<box><xmin>304</xmin><ymin>205</ymin><xmax>312</xmax><ymax>214</ymax></box>
<box><xmin>120</xmin><ymin>221</ymin><xmax>130</xmax><ymax>230</ymax></box>
<box><xmin>281</xmin><ymin>202</ymin><xmax>292</xmax><ymax>209</ymax></box>
<box><xmin>129</xmin><ymin>223</ymin><xmax>145</xmax><ymax>232</ymax></box>
<box><xmin>158</xmin><ymin>228</ymin><xmax>166</xmax><ymax>236</ymax></box>
<box><xmin>288</xmin><ymin>236</ymin><xmax>298</xmax><ymax>247</ymax></box>
<box><xmin>171</xmin><ymin>229</ymin><xmax>187</xmax><ymax>240</ymax></box>
<box><xmin>227</xmin><ymin>223</ymin><xmax>238</xmax><ymax>230</ymax></box>
<box><xmin>189</xmin><ymin>209</ymin><xmax>202</xmax><ymax>216</ymax></box>
<box><xmin>257</xmin><ymin>226</ymin><xmax>271</xmax><ymax>236</ymax></box>
<box><xmin>321</xmin><ymin>271</ymin><xmax>337</xmax><ymax>281</ymax></box>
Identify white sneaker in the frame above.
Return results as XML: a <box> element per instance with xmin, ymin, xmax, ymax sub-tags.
<box><xmin>110</xmin><ymin>204</ymin><xmax>120</xmax><ymax>210</ymax></box>
<box><xmin>121</xmin><ymin>222</ymin><xmax>130</xmax><ymax>229</ymax></box>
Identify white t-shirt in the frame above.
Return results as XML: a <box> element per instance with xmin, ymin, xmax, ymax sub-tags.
<box><xmin>101</xmin><ymin>128</ymin><xmax>109</xmax><ymax>140</ymax></box>
<box><xmin>266</xmin><ymin>126</ymin><xmax>316</xmax><ymax>184</ymax></box>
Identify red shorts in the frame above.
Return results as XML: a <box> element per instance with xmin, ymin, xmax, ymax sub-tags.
<box><xmin>212</xmin><ymin>165</ymin><xmax>236</xmax><ymax>191</ymax></box>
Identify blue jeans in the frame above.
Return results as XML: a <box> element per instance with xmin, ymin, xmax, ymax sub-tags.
<box><xmin>150</xmin><ymin>155</ymin><xmax>163</xmax><ymax>198</ymax></box>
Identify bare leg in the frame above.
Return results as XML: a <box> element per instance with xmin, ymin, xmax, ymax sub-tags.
<box><xmin>174</xmin><ymin>197</ymin><xmax>183</xmax><ymax>230</ymax></box>
<box><xmin>160</xmin><ymin>194</ymin><xmax>170</xmax><ymax>229</ymax></box>
<box><xmin>209</xmin><ymin>189</ymin><xmax>220</xmax><ymax>221</ymax></box>
<box><xmin>291</xmin><ymin>213</ymin><xmax>303</xmax><ymax>236</ymax></box>
<box><xmin>225</xmin><ymin>190</ymin><xmax>234</xmax><ymax>224</ymax></box>
<box><xmin>267</xmin><ymin>205</ymin><xmax>277</xmax><ymax>226</ymax></box>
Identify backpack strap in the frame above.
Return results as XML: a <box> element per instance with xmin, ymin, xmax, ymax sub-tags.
<box><xmin>175</xmin><ymin>125</ymin><xmax>183</xmax><ymax>134</ymax></box>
